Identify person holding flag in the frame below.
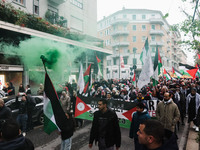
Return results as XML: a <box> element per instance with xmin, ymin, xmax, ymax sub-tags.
<box><xmin>41</xmin><ymin>55</ymin><xmax>75</xmax><ymax>150</ymax></box>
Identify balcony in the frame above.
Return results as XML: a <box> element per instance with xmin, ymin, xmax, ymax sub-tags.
<box><xmin>112</xmin><ymin>42</ymin><xmax>130</xmax><ymax>48</ymax></box>
<box><xmin>149</xmin><ymin>30</ymin><xmax>164</xmax><ymax>36</ymax></box>
<box><xmin>111</xmin><ymin>18</ymin><xmax>129</xmax><ymax>25</ymax></box>
<box><xmin>149</xmin><ymin>18</ymin><xmax>164</xmax><ymax>25</ymax></box>
<box><xmin>48</xmin><ymin>0</ymin><xmax>66</xmax><ymax>4</ymax></box>
<box><xmin>111</xmin><ymin>30</ymin><xmax>129</xmax><ymax>36</ymax></box>
<box><xmin>167</xmin><ymin>47</ymin><xmax>170</xmax><ymax>52</ymax></box>
<box><xmin>149</xmin><ymin>40</ymin><xmax>164</xmax><ymax>46</ymax></box>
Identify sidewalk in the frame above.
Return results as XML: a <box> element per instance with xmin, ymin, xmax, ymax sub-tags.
<box><xmin>186</xmin><ymin>123</ymin><xmax>199</xmax><ymax>150</ymax></box>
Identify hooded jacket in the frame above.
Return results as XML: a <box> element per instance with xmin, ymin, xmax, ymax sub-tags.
<box><xmin>129</xmin><ymin>109</ymin><xmax>151</xmax><ymax>139</ymax></box>
<box><xmin>156</xmin><ymin>99</ymin><xmax>180</xmax><ymax>132</ymax></box>
<box><xmin>0</xmin><ymin>134</ymin><xmax>34</xmax><ymax>150</ymax></box>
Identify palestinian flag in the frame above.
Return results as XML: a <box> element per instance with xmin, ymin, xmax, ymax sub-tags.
<box><xmin>44</xmin><ymin>73</ymin><xmax>74</xmax><ymax>134</ymax></box>
<box><xmin>132</xmin><ymin>71</ymin><xmax>136</xmax><ymax>86</ymax></box>
<box><xmin>43</xmin><ymin>93</ymin><xmax>57</xmax><ymax>134</ymax></box>
<box><xmin>83</xmin><ymin>64</ymin><xmax>91</xmax><ymax>94</ymax></box>
<box><xmin>172</xmin><ymin>67</ymin><xmax>182</xmax><ymax>79</ymax></box>
<box><xmin>75</xmin><ymin>95</ymin><xmax>137</xmax><ymax>128</ymax></box>
<box><xmin>152</xmin><ymin>46</ymin><xmax>162</xmax><ymax>86</ymax></box>
<box><xmin>140</xmin><ymin>38</ymin><xmax>149</xmax><ymax>65</ymax></box>
<box><xmin>163</xmin><ymin>68</ymin><xmax>171</xmax><ymax>80</ymax></box>
<box><xmin>187</xmin><ymin>68</ymin><xmax>198</xmax><ymax>79</ymax></box>
<box><xmin>96</xmin><ymin>56</ymin><xmax>103</xmax><ymax>77</ymax></box>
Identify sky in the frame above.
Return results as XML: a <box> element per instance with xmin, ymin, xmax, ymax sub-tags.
<box><xmin>97</xmin><ymin>0</ymin><xmax>195</xmax><ymax>65</ymax></box>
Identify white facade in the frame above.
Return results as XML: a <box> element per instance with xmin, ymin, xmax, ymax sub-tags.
<box><xmin>97</xmin><ymin>8</ymin><xmax>186</xmax><ymax>79</ymax></box>
<box><xmin>6</xmin><ymin>0</ymin><xmax>97</xmax><ymax>37</ymax></box>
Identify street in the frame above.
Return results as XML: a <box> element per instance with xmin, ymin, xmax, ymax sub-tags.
<box><xmin>26</xmin><ymin>119</ymin><xmax>189</xmax><ymax>150</ymax></box>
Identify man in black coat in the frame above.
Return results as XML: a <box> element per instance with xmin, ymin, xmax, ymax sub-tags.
<box><xmin>0</xmin><ymin>119</ymin><xmax>34</xmax><ymax>150</ymax></box>
<box><xmin>0</xmin><ymin>98</ymin><xmax>12</xmax><ymax>121</ymax></box>
<box><xmin>89</xmin><ymin>99</ymin><xmax>121</xmax><ymax>150</ymax></box>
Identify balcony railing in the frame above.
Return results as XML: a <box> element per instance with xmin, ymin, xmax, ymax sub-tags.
<box><xmin>112</xmin><ymin>42</ymin><xmax>130</xmax><ymax>47</ymax></box>
<box><xmin>149</xmin><ymin>30</ymin><xmax>164</xmax><ymax>36</ymax></box>
<box><xmin>111</xmin><ymin>30</ymin><xmax>129</xmax><ymax>36</ymax></box>
<box><xmin>48</xmin><ymin>0</ymin><xmax>66</xmax><ymax>4</ymax></box>
<box><xmin>149</xmin><ymin>40</ymin><xmax>164</xmax><ymax>46</ymax></box>
<box><xmin>111</xmin><ymin>18</ymin><xmax>129</xmax><ymax>25</ymax></box>
<box><xmin>149</xmin><ymin>18</ymin><xmax>164</xmax><ymax>25</ymax></box>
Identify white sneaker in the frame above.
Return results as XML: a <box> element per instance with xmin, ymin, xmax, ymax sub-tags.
<box><xmin>22</xmin><ymin>132</ymin><xmax>26</xmax><ymax>136</ymax></box>
<box><xmin>193</xmin><ymin>125</ymin><xmax>197</xmax><ymax>129</ymax></box>
<box><xmin>195</xmin><ymin>127</ymin><xmax>199</xmax><ymax>132</ymax></box>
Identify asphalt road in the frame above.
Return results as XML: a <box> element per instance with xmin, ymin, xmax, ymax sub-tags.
<box><xmin>26</xmin><ymin>119</ymin><xmax>189</xmax><ymax>150</ymax></box>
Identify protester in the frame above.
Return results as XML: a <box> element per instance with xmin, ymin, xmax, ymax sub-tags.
<box><xmin>37</xmin><ymin>83</ymin><xmax>44</xmax><ymax>95</ymax></box>
<box><xmin>18</xmin><ymin>83</ymin><xmax>25</xmax><ymax>96</ymax></box>
<box><xmin>186</xmin><ymin>88</ymin><xmax>200</xmax><ymax>132</ymax></box>
<box><xmin>25</xmin><ymin>85</ymin><xmax>31</xmax><ymax>95</ymax></box>
<box><xmin>129</xmin><ymin>102</ymin><xmax>151</xmax><ymax>150</ymax></box>
<box><xmin>156</xmin><ymin>92</ymin><xmax>180</xmax><ymax>133</ymax></box>
<box><xmin>137</xmin><ymin>119</ymin><xmax>179</xmax><ymax>150</ymax></box>
<box><xmin>16</xmin><ymin>95</ymin><xmax>29</xmax><ymax>136</ymax></box>
<box><xmin>0</xmin><ymin>119</ymin><xmax>34</xmax><ymax>150</ymax></box>
<box><xmin>26</xmin><ymin>95</ymin><xmax>36</xmax><ymax>131</ymax></box>
<box><xmin>0</xmin><ymin>98</ymin><xmax>12</xmax><ymax>121</ymax></box>
<box><xmin>89</xmin><ymin>99</ymin><xmax>121</xmax><ymax>150</ymax></box>
<box><xmin>7</xmin><ymin>81</ymin><xmax>15</xmax><ymax>96</ymax></box>
<box><xmin>60</xmin><ymin>91</ymin><xmax>71</xmax><ymax>115</ymax></box>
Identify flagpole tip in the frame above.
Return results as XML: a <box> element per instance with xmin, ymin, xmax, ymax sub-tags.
<box><xmin>40</xmin><ymin>55</ymin><xmax>47</xmax><ymax>63</ymax></box>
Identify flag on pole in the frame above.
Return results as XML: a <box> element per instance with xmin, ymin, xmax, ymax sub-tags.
<box><xmin>137</xmin><ymin>39</ymin><xmax>154</xmax><ymax>89</ymax></box>
<box><xmin>187</xmin><ymin>68</ymin><xmax>198</xmax><ymax>79</ymax></box>
<box><xmin>152</xmin><ymin>46</ymin><xmax>162</xmax><ymax>86</ymax></box>
<box><xmin>120</xmin><ymin>56</ymin><xmax>125</xmax><ymax>68</ymax></box>
<box><xmin>140</xmin><ymin>38</ymin><xmax>149</xmax><ymax>65</ymax></box>
<box><xmin>163</xmin><ymin>68</ymin><xmax>171</xmax><ymax>80</ymax></box>
<box><xmin>172</xmin><ymin>67</ymin><xmax>182</xmax><ymax>79</ymax></box>
<box><xmin>83</xmin><ymin>64</ymin><xmax>91</xmax><ymax>94</ymax></box>
<box><xmin>96</xmin><ymin>56</ymin><xmax>103</xmax><ymax>77</ymax></box>
<box><xmin>77</xmin><ymin>64</ymin><xmax>85</xmax><ymax>94</ymax></box>
<box><xmin>44</xmin><ymin>73</ymin><xmax>74</xmax><ymax>135</ymax></box>
<box><xmin>132</xmin><ymin>71</ymin><xmax>136</xmax><ymax>86</ymax></box>
<box><xmin>43</xmin><ymin>93</ymin><xmax>58</xmax><ymax>134</ymax></box>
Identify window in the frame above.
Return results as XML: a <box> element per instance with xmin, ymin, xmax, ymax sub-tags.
<box><xmin>142</xmin><ymin>25</ymin><xmax>146</xmax><ymax>31</ymax></box>
<box><xmin>133</xmin><ymin>58</ymin><xmax>137</xmax><ymax>65</ymax></box>
<box><xmin>124</xmin><ymin>57</ymin><xmax>128</xmax><ymax>65</ymax></box>
<box><xmin>124</xmin><ymin>48</ymin><xmax>128</xmax><ymax>53</ymax></box>
<box><xmin>48</xmin><ymin>5</ymin><xmax>58</xmax><ymax>24</ymax></box>
<box><xmin>132</xmin><ymin>25</ymin><xmax>136</xmax><ymax>31</ymax></box>
<box><xmin>132</xmin><ymin>36</ymin><xmax>136</xmax><ymax>42</ymax></box>
<box><xmin>142</xmin><ymin>36</ymin><xmax>146</xmax><ymax>42</ymax></box>
<box><xmin>33</xmin><ymin>0</ymin><xmax>39</xmax><ymax>15</ymax></box>
<box><xmin>123</xmin><ymin>25</ymin><xmax>127</xmax><ymax>30</ymax></box>
<box><xmin>107</xmin><ymin>60</ymin><xmax>111</xmax><ymax>66</ymax></box>
<box><xmin>132</xmin><ymin>15</ymin><xmax>136</xmax><ymax>20</ymax></box>
<box><xmin>70</xmin><ymin>0</ymin><xmax>83</xmax><ymax>9</ymax></box>
<box><xmin>113</xmin><ymin>58</ymin><xmax>117</xmax><ymax>65</ymax></box>
<box><xmin>151</xmin><ymin>25</ymin><xmax>155</xmax><ymax>30</ymax></box>
<box><xmin>151</xmin><ymin>36</ymin><xmax>155</xmax><ymax>41</ymax></box>
<box><xmin>142</xmin><ymin>15</ymin><xmax>146</xmax><ymax>20</ymax></box>
<box><xmin>15</xmin><ymin>0</ymin><xmax>25</xmax><ymax>5</ymax></box>
<box><xmin>152</xmin><ymin>47</ymin><xmax>156</xmax><ymax>52</ymax></box>
<box><xmin>123</xmin><ymin>14</ymin><xmax>127</xmax><ymax>18</ymax></box>
<box><xmin>34</xmin><ymin>5</ymin><xmax>39</xmax><ymax>15</ymax></box>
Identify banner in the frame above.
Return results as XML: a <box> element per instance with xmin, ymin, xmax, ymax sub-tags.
<box><xmin>75</xmin><ymin>95</ymin><xmax>160</xmax><ymax>128</ymax></box>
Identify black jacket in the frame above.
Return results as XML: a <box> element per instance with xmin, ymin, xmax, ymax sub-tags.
<box><xmin>0</xmin><ymin>105</ymin><xmax>11</xmax><ymax>120</ymax></box>
<box><xmin>89</xmin><ymin>108</ymin><xmax>121</xmax><ymax>148</ymax></box>
<box><xmin>0</xmin><ymin>134</ymin><xmax>34</xmax><ymax>150</ymax></box>
<box><xmin>140</xmin><ymin>129</ymin><xmax>178</xmax><ymax>150</ymax></box>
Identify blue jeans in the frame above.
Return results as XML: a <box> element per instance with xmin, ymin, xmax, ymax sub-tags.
<box><xmin>60</xmin><ymin>137</ymin><xmax>72</xmax><ymax>150</ymax></box>
<box><xmin>17</xmin><ymin>114</ymin><xmax>28</xmax><ymax>132</ymax></box>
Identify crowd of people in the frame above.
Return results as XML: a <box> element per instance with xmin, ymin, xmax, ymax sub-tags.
<box><xmin>0</xmin><ymin>76</ymin><xmax>200</xmax><ymax>149</ymax></box>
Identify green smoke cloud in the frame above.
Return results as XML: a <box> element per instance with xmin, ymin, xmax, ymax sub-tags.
<box><xmin>0</xmin><ymin>36</ymin><xmax>87</xmax><ymax>90</ymax></box>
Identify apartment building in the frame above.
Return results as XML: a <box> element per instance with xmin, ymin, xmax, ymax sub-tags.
<box><xmin>97</xmin><ymin>8</ymin><xmax>187</xmax><ymax>79</ymax></box>
<box><xmin>7</xmin><ymin>0</ymin><xmax>97</xmax><ymax>37</ymax></box>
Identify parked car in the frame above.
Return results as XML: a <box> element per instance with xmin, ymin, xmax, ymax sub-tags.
<box><xmin>3</xmin><ymin>95</ymin><xmax>44</xmax><ymax>124</ymax></box>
